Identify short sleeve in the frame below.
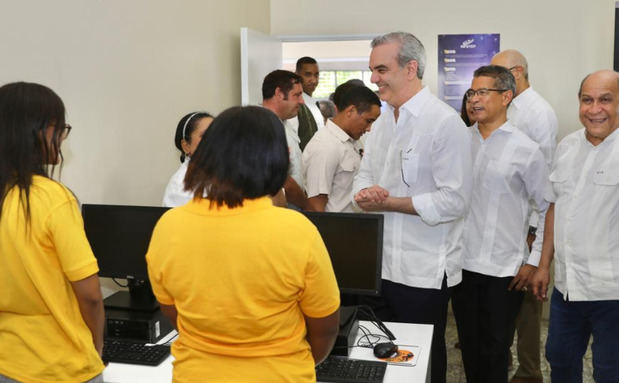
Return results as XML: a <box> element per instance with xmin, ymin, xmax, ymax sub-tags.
<box><xmin>299</xmin><ymin>229</ymin><xmax>340</xmax><ymax>318</ymax></box>
<box><xmin>145</xmin><ymin>222</ymin><xmax>175</xmax><ymax>305</ymax></box>
<box><xmin>47</xmin><ymin>198</ymin><xmax>99</xmax><ymax>282</ymax></box>
<box><xmin>304</xmin><ymin>143</ymin><xmax>341</xmax><ymax>198</ymax></box>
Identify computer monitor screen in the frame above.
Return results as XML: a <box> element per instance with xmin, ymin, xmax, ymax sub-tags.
<box><xmin>302</xmin><ymin>212</ymin><xmax>383</xmax><ymax>296</ymax></box>
<box><xmin>82</xmin><ymin>204</ymin><xmax>169</xmax><ymax>280</ymax></box>
<box><xmin>82</xmin><ymin>204</ymin><xmax>169</xmax><ymax>311</ymax></box>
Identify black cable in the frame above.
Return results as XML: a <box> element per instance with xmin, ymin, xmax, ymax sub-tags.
<box><xmin>356</xmin><ymin>324</ymin><xmax>391</xmax><ymax>349</ymax></box>
<box><xmin>356</xmin><ymin>305</ymin><xmax>396</xmax><ymax>340</ymax></box>
<box><xmin>111</xmin><ymin>277</ymin><xmax>129</xmax><ymax>288</ymax></box>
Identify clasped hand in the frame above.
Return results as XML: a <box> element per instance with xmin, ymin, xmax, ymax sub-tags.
<box><xmin>354</xmin><ymin>185</ymin><xmax>389</xmax><ymax>211</ymax></box>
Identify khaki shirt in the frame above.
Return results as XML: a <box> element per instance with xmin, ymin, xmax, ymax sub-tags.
<box><xmin>302</xmin><ymin>119</ymin><xmax>360</xmax><ymax>212</ymax></box>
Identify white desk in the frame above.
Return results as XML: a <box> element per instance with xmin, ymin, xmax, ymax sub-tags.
<box><xmin>103</xmin><ymin>320</ymin><xmax>433</xmax><ymax>383</ymax></box>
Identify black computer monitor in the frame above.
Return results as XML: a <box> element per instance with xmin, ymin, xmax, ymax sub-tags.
<box><xmin>82</xmin><ymin>204</ymin><xmax>169</xmax><ymax>312</ymax></box>
<box><xmin>301</xmin><ymin>212</ymin><xmax>384</xmax><ymax>296</ymax></box>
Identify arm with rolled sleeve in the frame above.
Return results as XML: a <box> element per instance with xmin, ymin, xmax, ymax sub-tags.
<box><xmin>352</xmin><ymin>127</ymin><xmax>382</xmax><ymax>210</ymax></box>
<box><xmin>412</xmin><ymin>117</ymin><xmax>473</xmax><ymax>225</ymax></box>
<box><xmin>352</xmin><ymin>128</ymin><xmax>378</xmax><ymax>194</ymax></box>
<box><xmin>522</xmin><ymin>147</ymin><xmax>551</xmax><ymax>267</ymax></box>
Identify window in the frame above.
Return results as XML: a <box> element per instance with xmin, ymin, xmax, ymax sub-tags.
<box><xmin>313</xmin><ymin>70</ymin><xmax>377</xmax><ymax>99</ymax></box>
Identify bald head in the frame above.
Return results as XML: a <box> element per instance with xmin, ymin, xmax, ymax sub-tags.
<box><xmin>491</xmin><ymin>50</ymin><xmax>528</xmax><ymax>76</ymax></box>
<box><xmin>578</xmin><ymin>69</ymin><xmax>619</xmax><ymax>98</ymax></box>
<box><xmin>491</xmin><ymin>50</ymin><xmax>529</xmax><ymax>97</ymax></box>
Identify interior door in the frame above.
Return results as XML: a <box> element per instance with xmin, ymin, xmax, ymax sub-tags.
<box><xmin>240</xmin><ymin>27</ymin><xmax>282</xmax><ymax>106</ymax></box>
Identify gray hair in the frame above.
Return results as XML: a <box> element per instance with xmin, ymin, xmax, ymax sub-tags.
<box><xmin>371</xmin><ymin>32</ymin><xmax>426</xmax><ymax>79</ymax></box>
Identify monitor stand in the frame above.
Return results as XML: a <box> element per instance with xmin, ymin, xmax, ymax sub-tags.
<box><xmin>103</xmin><ymin>279</ymin><xmax>159</xmax><ymax>312</ymax></box>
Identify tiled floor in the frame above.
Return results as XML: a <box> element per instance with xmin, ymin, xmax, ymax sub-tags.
<box><xmin>445</xmin><ymin>309</ymin><xmax>595</xmax><ymax>383</ymax></box>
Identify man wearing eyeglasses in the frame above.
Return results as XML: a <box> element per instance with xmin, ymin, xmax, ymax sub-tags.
<box><xmin>491</xmin><ymin>49</ymin><xmax>558</xmax><ymax>383</ymax></box>
<box><xmin>352</xmin><ymin>32</ymin><xmax>473</xmax><ymax>383</ymax></box>
<box><xmin>451</xmin><ymin>65</ymin><xmax>549</xmax><ymax>383</ymax></box>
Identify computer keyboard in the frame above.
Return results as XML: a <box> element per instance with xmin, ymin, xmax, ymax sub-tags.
<box><xmin>102</xmin><ymin>339</ymin><xmax>171</xmax><ymax>366</ymax></box>
<box><xmin>316</xmin><ymin>355</ymin><xmax>387</xmax><ymax>383</ymax></box>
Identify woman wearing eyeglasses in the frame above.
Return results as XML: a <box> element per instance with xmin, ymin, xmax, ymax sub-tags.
<box><xmin>162</xmin><ymin>111</ymin><xmax>214</xmax><ymax>207</ymax></box>
<box><xmin>460</xmin><ymin>93</ymin><xmax>477</xmax><ymax>127</ymax></box>
<box><xmin>0</xmin><ymin>82</ymin><xmax>105</xmax><ymax>383</ymax></box>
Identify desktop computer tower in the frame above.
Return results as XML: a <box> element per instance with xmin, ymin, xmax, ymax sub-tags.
<box><xmin>332</xmin><ymin>306</ymin><xmax>359</xmax><ymax>357</ymax></box>
<box><xmin>105</xmin><ymin>308</ymin><xmax>174</xmax><ymax>343</ymax></box>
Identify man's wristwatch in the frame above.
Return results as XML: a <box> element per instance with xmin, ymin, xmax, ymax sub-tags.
<box><xmin>528</xmin><ymin>226</ymin><xmax>537</xmax><ymax>236</ymax></box>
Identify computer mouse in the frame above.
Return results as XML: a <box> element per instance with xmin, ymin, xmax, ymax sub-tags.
<box><xmin>373</xmin><ymin>342</ymin><xmax>398</xmax><ymax>359</ymax></box>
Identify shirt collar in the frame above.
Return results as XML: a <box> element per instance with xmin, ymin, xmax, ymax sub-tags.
<box><xmin>326</xmin><ymin>119</ymin><xmax>353</xmax><ymax>143</ymax></box>
<box><xmin>581</xmin><ymin>126</ymin><xmax>619</xmax><ymax>148</ymax></box>
<box><xmin>385</xmin><ymin>86</ymin><xmax>431</xmax><ymax>119</ymax></box>
<box><xmin>303</xmin><ymin>92</ymin><xmax>314</xmax><ymax>103</ymax></box>
<box><xmin>472</xmin><ymin>120</ymin><xmax>514</xmax><ymax>140</ymax></box>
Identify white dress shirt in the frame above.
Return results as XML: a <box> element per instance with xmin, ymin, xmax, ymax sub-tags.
<box><xmin>508</xmin><ymin>87</ymin><xmax>558</xmax><ymax>168</ymax></box>
<box><xmin>463</xmin><ymin>121</ymin><xmax>549</xmax><ymax>277</ymax></box>
<box><xmin>303</xmin><ymin>119</ymin><xmax>360</xmax><ymax>212</ymax></box>
<box><xmin>546</xmin><ymin>128</ymin><xmax>619</xmax><ymax>301</ymax></box>
<box><xmin>303</xmin><ymin>92</ymin><xmax>325</xmax><ymax>130</ymax></box>
<box><xmin>283</xmin><ymin>118</ymin><xmax>305</xmax><ymax>190</ymax></box>
<box><xmin>162</xmin><ymin>160</ymin><xmax>192</xmax><ymax>207</ymax></box>
<box><xmin>353</xmin><ymin>86</ymin><xmax>473</xmax><ymax>289</ymax></box>
<box><xmin>508</xmin><ymin>87</ymin><xmax>558</xmax><ymax>229</ymax></box>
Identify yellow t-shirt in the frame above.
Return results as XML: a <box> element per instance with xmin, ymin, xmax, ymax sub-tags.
<box><xmin>0</xmin><ymin>176</ymin><xmax>104</xmax><ymax>383</ymax></box>
<box><xmin>146</xmin><ymin>197</ymin><xmax>340</xmax><ymax>383</ymax></box>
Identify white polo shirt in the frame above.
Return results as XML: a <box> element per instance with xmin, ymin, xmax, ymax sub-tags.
<box><xmin>352</xmin><ymin>86</ymin><xmax>473</xmax><ymax>289</ymax></box>
<box><xmin>463</xmin><ymin>121</ymin><xmax>549</xmax><ymax>277</ymax></box>
<box><xmin>547</xmin><ymin>128</ymin><xmax>619</xmax><ymax>301</ymax></box>
<box><xmin>303</xmin><ymin>119</ymin><xmax>360</xmax><ymax>212</ymax></box>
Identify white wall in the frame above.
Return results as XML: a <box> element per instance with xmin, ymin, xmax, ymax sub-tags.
<box><xmin>0</xmin><ymin>0</ymin><xmax>270</xmax><ymax>206</ymax></box>
<box><xmin>270</xmin><ymin>0</ymin><xmax>615</xmax><ymax>139</ymax></box>
<box><xmin>2</xmin><ymin>1</ymin><xmax>611</xmax><ymax>205</ymax></box>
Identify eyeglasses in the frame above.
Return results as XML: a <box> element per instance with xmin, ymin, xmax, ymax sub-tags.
<box><xmin>61</xmin><ymin>124</ymin><xmax>72</xmax><ymax>139</ymax></box>
<box><xmin>465</xmin><ymin>88</ymin><xmax>508</xmax><ymax>98</ymax></box>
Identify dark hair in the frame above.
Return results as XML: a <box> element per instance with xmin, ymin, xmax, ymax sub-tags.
<box><xmin>331</xmin><ymin>79</ymin><xmax>365</xmax><ymax>110</ymax></box>
<box><xmin>0</xmin><ymin>82</ymin><xmax>66</xmax><ymax>221</ymax></box>
<box><xmin>262</xmin><ymin>70</ymin><xmax>302</xmax><ymax>100</ymax></box>
<box><xmin>460</xmin><ymin>93</ymin><xmax>472</xmax><ymax>126</ymax></box>
<box><xmin>174</xmin><ymin>111</ymin><xmax>213</xmax><ymax>163</ymax></box>
<box><xmin>337</xmin><ymin>85</ymin><xmax>381</xmax><ymax>114</ymax></box>
<box><xmin>295</xmin><ymin>56</ymin><xmax>318</xmax><ymax>72</ymax></box>
<box><xmin>473</xmin><ymin>65</ymin><xmax>516</xmax><ymax>98</ymax></box>
<box><xmin>185</xmin><ymin>106</ymin><xmax>289</xmax><ymax>208</ymax></box>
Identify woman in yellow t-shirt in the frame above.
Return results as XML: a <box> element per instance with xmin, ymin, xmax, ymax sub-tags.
<box><xmin>0</xmin><ymin>82</ymin><xmax>105</xmax><ymax>383</ymax></box>
<box><xmin>146</xmin><ymin>106</ymin><xmax>341</xmax><ymax>383</ymax></box>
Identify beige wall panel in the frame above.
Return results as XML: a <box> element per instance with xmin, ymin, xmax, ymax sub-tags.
<box><xmin>0</xmin><ymin>0</ymin><xmax>270</xmax><ymax>206</ymax></box>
